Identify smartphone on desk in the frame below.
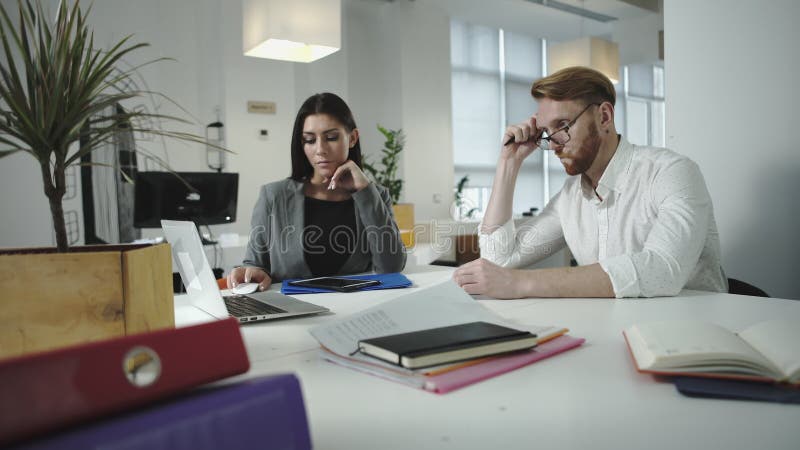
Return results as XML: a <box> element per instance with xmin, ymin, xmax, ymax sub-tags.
<box><xmin>288</xmin><ymin>276</ymin><xmax>381</xmax><ymax>292</ymax></box>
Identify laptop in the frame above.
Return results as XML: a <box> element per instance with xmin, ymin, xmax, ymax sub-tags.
<box><xmin>161</xmin><ymin>220</ymin><xmax>329</xmax><ymax>324</ymax></box>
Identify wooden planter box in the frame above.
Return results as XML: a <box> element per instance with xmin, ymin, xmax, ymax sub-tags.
<box><xmin>0</xmin><ymin>243</ymin><xmax>175</xmax><ymax>359</ymax></box>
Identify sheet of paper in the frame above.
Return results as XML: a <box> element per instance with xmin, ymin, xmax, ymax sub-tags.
<box><xmin>739</xmin><ymin>318</ymin><xmax>800</xmax><ymax>380</ymax></box>
<box><xmin>309</xmin><ymin>280</ymin><xmax>555</xmax><ymax>371</ymax></box>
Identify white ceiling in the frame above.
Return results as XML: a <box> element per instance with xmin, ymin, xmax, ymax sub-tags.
<box><xmin>378</xmin><ymin>0</ymin><xmax>660</xmax><ymax>42</ymax></box>
<box><xmin>556</xmin><ymin>0</ymin><xmax>659</xmax><ymax>20</ymax></box>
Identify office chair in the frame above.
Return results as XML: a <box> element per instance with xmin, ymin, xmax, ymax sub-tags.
<box><xmin>727</xmin><ymin>278</ymin><xmax>769</xmax><ymax>297</ymax></box>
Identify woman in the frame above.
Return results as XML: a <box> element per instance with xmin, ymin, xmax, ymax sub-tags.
<box><xmin>227</xmin><ymin>93</ymin><xmax>406</xmax><ymax>291</ymax></box>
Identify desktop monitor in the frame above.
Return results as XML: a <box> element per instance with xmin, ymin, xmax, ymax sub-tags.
<box><xmin>133</xmin><ymin>171</ymin><xmax>238</xmax><ymax>229</ymax></box>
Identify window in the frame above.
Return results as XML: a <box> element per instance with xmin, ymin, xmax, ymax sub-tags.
<box><xmin>621</xmin><ymin>64</ymin><xmax>665</xmax><ymax>147</ymax></box>
<box><xmin>450</xmin><ymin>22</ymin><xmax>502</xmax><ymax>169</ymax></box>
<box><xmin>450</xmin><ymin>21</ymin><xmax>545</xmax><ymax>218</ymax></box>
<box><xmin>450</xmin><ymin>21</ymin><xmax>665</xmax><ymax>218</ymax></box>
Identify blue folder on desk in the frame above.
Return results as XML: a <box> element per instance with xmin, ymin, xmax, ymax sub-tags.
<box><xmin>281</xmin><ymin>273</ymin><xmax>412</xmax><ymax>294</ymax></box>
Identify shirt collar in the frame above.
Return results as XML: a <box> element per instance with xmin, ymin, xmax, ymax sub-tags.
<box><xmin>581</xmin><ymin>135</ymin><xmax>633</xmax><ymax>202</ymax></box>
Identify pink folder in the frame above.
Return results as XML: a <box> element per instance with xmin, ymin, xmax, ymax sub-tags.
<box><xmin>322</xmin><ymin>334</ymin><xmax>585</xmax><ymax>394</ymax></box>
<box><xmin>423</xmin><ymin>335</ymin><xmax>585</xmax><ymax>394</ymax></box>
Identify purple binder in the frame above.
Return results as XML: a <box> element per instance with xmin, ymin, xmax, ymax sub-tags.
<box><xmin>12</xmin><ymin>374</ymin><xmax>312</xmax><ymax>450</ymax></box>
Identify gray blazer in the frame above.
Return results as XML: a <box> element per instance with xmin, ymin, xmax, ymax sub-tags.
<box><xmin>242</xmin><ymin>179</ymin><xmax>407</xmax><ymax>281</ymax></box>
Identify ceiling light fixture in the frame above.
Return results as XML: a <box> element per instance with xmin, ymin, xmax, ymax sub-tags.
<box><xmin>546</xmin><ymin>0</ymin><xmax>620</xmax><ymax>83</ymax></box>
<box><xmin>548</xmin><ymin>36</ymin><xmax>620</xmax><ymax>83</ymax></box>
<box><xmin>242</xmin><ymin>0</ymin><xmax>341</xmax><ymax>63</ymax></box>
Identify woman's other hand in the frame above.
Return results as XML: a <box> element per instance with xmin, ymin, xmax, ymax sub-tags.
<box><xmin>326</xmin><ymin>160</ymin><xmax>371</xmax><ymax>192</ymax></box>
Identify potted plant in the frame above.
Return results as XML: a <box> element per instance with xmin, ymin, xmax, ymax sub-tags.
<box><xmin>362</xmin><ymin>125</ymin><xmax>404</xmax><ymax>204</ymax></box>
<box><xmin>362</xmin><ymin>125</ymin><xmax>414</xmax><ymax>246</ymax></box>
<box><xmin>0</xmin><ymin>0</ymin><xmax>217</xmax><ymax>358</ymax></box>
<box><xmin>453</xmin><ymin>175</ymin><xmax>479</xmax><ymax>221</ymax></box>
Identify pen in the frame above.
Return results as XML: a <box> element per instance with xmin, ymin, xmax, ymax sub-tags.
<box><xmin>504</xmin><ymin>134</ymin><xmax>540</xmax><ymax>146</ymax></box>
<box><xmin>504</xmin><ymin>134</ymin><xmax>555</xmax><ymax>148</ymax></box>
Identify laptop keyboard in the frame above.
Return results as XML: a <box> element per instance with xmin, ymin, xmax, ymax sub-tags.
<box><xmin>223</xmin><ymin>295</ymin><xmax>287</xmax><ymax>317</ymax></box>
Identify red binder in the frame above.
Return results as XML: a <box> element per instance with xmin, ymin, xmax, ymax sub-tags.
<box><xmin>0</xmin><ymin>317</ymin><xmax>249</xmax><ymax>446</ymax></box>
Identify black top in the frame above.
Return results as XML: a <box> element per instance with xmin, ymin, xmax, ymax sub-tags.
<box><xmin>303</xmin><ymin>196</ymin><xmax>357</xmax><ymax>276</ymax></box>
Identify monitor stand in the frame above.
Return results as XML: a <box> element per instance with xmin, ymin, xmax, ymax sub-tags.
<box><xmin>194</xmin><ymin>222</ymin><xmax>217</xmax><ymax>246</ymax></box>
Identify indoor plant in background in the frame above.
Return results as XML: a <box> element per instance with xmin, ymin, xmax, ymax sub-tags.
<box><xmin>0</xmin><ymin>0</ymin><xmax>218</xmax><ymax>358</ymax></box>
<box><xmin>453</xmin><ymin>175</ymin><xmax>479</xmax><ymax>222</ymax></box>
<box><xmin>452</xmin><ymin>175</ymin><xmax>481</xmax><ymax>265</ymax></box>
<box><xmin>362</xmin><ymin>125</ymin><xmax>415</xmax><ymax>247</ymax></box>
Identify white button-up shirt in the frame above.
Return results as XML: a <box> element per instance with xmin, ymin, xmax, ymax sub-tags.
<box><xmin>479</xmin><ymin>137</ymin><xmax>728</xmax><ymax>298</ymax></box>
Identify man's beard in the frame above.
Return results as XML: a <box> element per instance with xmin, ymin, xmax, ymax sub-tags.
<box><xmin>559</xmin><ymin>122</ymin><xmax>601</xmax><ymax>176</ymax></box>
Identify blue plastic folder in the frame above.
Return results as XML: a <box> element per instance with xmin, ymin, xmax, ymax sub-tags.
<box><xmin>281</xmin><ymin>273</ymin><xmax>412</xmax><ymax>294</ymax></box>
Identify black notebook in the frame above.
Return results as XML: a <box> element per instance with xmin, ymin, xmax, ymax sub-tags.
<box><xmin>357</xmin><ymin>321</ymin><xmax>538</xmax><ymax>369</ymax></box>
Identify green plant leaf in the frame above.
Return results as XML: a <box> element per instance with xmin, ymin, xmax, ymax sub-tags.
<box><xmin>369</xmin><ymin>124</ymin><xmax>406</xmax><ymax>204</ymax></box>
<box><xmin>0</xmin><ymin>148</ymin><xmax>25</xmax><ymax>158</ymax></box>
<box><xmin>74</xmin><ymin>160</ymin><xmax>135</xmax><ymax>184</ymax></box>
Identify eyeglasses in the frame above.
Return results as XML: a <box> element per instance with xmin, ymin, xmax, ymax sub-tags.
<box><xmin>538</xmin><ymin>103</ymin><xmax>600</xmax><ymax>150</ymax></box>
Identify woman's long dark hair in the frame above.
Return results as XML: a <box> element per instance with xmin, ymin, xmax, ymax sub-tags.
<box><xmin>290</xmin><ymin>93</ymin><xmax>362</xmax><ymax>180</ymax></box>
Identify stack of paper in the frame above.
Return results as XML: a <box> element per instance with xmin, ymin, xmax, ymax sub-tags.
<box><xmin>308</xmin><ymin>281</ymin><xmax>584</xmax><ymax>394</ymax></box>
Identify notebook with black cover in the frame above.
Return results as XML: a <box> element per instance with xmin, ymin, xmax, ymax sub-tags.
<box><xmin>357</xmin><ymin>321</ymin><xmax>538</xmax><ymax>369</ymax></box>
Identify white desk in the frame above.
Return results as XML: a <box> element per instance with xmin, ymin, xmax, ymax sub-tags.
<box><xmin>175</xmin><ymin>265</ymin><xmax>800</xmax><ymax>450</ymax></box>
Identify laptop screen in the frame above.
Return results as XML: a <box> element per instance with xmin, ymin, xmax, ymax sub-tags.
<box><xmin>161</xmin><ymin>220</ymin><xmax>228</xmax><ymax>319</ymax></box>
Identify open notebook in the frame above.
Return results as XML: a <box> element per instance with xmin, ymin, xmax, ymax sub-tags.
<box><xmin>624</xmin><ymin>319</ymin><xmax>800</xmax><ymax>384</ymax></box>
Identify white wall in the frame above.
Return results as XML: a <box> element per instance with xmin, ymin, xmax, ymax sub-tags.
<box><xmin>345</xmin><ymin>0</ymin><xmax>403</xmax><ymax>178</ymax></box>
<box><xmin>396</xmin><ymin>1</ymin><xmax>454</xmax><ymax>219</ymax></box>
<box><xmin>612</xmin><ymin>9</ymin><xmax>662</xmax><ymax>66</ymax></box>
<box><xmin>0</xmin><ymin>153</ymin><xmax>54</xmax><ymax>247</ymax></box>
<box><xmin>665</xmin><ymin>0</ymin><xmax>800</xmax><ymax>299</ymax></box>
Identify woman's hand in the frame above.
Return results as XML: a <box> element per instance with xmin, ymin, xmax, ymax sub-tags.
<box><xmin>227</xmin><ymin>266</ymin><xmax>272</xmax><ymax>292</ymax></box>
<box><xmin>501</xmin><ymin>116</ymin><xmax>542</xmax><ymax>165</ymax></box>
<box><xmin>326</xmin><ymin>160</ymin><xmax>371</xmax><ymax>192</ymax></box>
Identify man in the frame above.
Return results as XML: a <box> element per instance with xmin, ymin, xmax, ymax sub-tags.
<box><xmin>453</xmin><ymin>66</ymin><xmax>727</xmax><ymax>299</ymax></box>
